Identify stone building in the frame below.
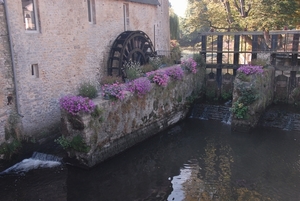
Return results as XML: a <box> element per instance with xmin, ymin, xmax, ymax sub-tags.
<box><xmin>0</xmin><ymin>0</ymin><xmax>170</xmax><ymax>144</ymax></box>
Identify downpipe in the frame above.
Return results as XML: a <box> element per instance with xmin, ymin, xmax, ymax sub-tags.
<box><xmin>3</xmin><ymin>0</ymin><xmax>24</xmax><ymax>117</ymax></box>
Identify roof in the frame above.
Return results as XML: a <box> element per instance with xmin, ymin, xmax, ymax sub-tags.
<box><xmin>125</xmin><ymin>0</ymin><xmax>160</xmax><ymax>6</ymax></box>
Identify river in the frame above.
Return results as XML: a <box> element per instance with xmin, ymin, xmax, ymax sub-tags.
<box><xmin>0</xmin><ymin>107</ymin><xmax>300</xmax><ymax>201</ymax></box>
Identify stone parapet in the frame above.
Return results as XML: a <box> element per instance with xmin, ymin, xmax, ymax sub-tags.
<box><xmin>61</xmin><ymin>66</ymin><xmax>205</xmax><ymax>167</ymax></box>
<box><xmin>231</xmin><ymin>67</ymin><xmax>275</xmax><ymax>132</ymax></box>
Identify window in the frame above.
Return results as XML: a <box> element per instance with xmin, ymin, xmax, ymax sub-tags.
<box><xmin>22</xmin><ymin>0</ymin><xmax>38</xmax><ymax>31</ymax></box>
<box><xmin>31</xmin><ymin>64</ymin><xmax>39</xmax><ymax>78</ymax></box>
<box><xmin>87</xmin><ymin>0</ymin><xmax>96</xmax><ymax>24</ymax></box>
<box><xmin>123</xmin><ymin>3</ymin><xmax>129</xmax><ymax>31</ymax></box>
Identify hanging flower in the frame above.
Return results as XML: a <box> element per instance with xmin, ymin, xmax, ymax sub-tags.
<box><xmin>60</xmin><ymin>96</ymin><xmax>95</xmax><ymax>115</ymax></box>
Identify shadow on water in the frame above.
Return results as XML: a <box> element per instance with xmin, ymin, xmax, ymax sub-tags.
<box><xmin>0</xmin><ymin>104</ymin><xmax>300</xmax><ymax>201</ymax></box>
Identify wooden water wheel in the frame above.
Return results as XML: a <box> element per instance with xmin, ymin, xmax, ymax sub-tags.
<box><xmin>107</xmin><ymin>30</ymin><xmax>155</xmax><ymax>76</ymax></box>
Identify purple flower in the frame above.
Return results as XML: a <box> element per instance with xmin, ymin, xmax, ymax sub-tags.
<box><xmin>60</xmin><ymin>96</ymin><xmax>95</xmax><ymax>115</ymax></box>
<box><xmin>166</xmin><ymin>66</ymin><xmax>184</xmax><ymax>80</ymax></box>
<box><xmin>237</xmin><ymin>65</ymin><xmax>264</xmax><ymax>75</ymax></box>
<box><xmin>181</xmin><ymin>58</ymin><xmax>197</xmax><ymax>74</ymax></box>
<box><xmin>102</xmin><ymin>82</ymin><xmax>126</xmax><ymax>100</ymax></box>
<box><xmin>127</xmin><ymin>77</ymin><xmax>152</xmax><ymax>97</ymax></box>
<box><xmin>146</xmin><ymin>70</ymin><xmax>169</xmax><ymax>87</ymax></box>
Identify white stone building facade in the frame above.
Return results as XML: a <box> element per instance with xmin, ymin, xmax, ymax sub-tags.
<box><xmin>0</xmin><ymin>0</ymin><xmax>170</xmax><ymax>142</ymax></box>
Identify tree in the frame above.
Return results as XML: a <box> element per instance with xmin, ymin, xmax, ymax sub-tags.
<box><xmin>169</xmin><ymin>8</ymin><xmax>180</xmax><ymax>40</ymax></box>
<box><xmin>184</xmin><ymin>0</ymin><xmax>300</xmax><ymax>32</ymax></box>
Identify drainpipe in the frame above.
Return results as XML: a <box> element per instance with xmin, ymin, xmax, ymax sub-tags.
<box><xmin>3</xmin><ymin>1</ymin><xmax>24</xmax><ymax>117</ymax></box>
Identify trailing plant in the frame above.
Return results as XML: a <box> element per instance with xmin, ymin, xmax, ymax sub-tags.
<box><xmin>70</xmin><ymin>135</ymin><xmax>90</xmax><ymax>153</ymax></box>
<box><xmin>181</xmin><ymin>58</ymin><xmax>197</xmax><ymax>74</ymax></box>
<box><xmin>146</xmin><ymin>70</ymin><xmax>169</xmax><ymax>87</ymax></box>
<box><xmin>238</xmin><ymin>85</ymin><xmax>257</xmax><ymax>105</ymax></box>
<box><xmin>166</xmin><ymin>66</ymin><xmax>184</xmax><ymax>80</ymax></box>
<box><xmin>102</xmin><ymin>82</ymin><xmax>126</xmax><ymax>100</ymax></box>
<box><xmin>54</xmin><ymin>136</ymin><xmax>70</xmax><ymax>150</ymax></box>
<box><xmin>237</xmin><ymin>65</ymin><xmax>264</xmax><ymax>75</ymax></box>
<box><xmin>78</xmin><ymin>82</ymin><xmax>98</xmax><ymax>99</ymax></box>
<box><xmin>100</xmin><ymin>76</ymin><xmax>123</xmax><ymax>85</ymax></box>
<box><xmin>231</xmin><ymin>101</ymin><xmax>248</xmax><ymax>119</ymax></box>
<box><xmin>127</xmin><ymin>77</ymin><xmax>152</xmax><ymax>97</ymax></box>
<box><xmin>55</xmin><ymin>135</ymin><xmax>90</xmax><ymax>153</ymax></box>
<box><xmin>60</xmin><ymin>96</ymin><xmax>96</xmax><ymax>115</ymax></box>
<box><xmin>231</xmin><ymin>84</ymin><xmax>257</xmax><ymax>119</ymax></box>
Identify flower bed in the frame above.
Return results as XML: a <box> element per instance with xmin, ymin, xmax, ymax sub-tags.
<box><xmin>237</xmin><ymin>65</ymin><xmax>264</xmax><ymax>75</ymax></box>
<box><xmin>60</xmin><ymin>96</ymin><xmax>95</xmax><ymax>115</ymax></box>
<box><xmin>100</xmin><ymin>58</ymin><xmax>201</xmax><ymax>101</ymax></box>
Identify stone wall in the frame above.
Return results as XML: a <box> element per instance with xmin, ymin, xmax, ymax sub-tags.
<box><xmin>61</xmin><ymin>66</ymin><xmax>205</xmax><ymax>167</ymax></box>
<box><xmin>2</xmin><ymin>0</ymin><xmax>169</xmax><ymax>138</ymax></box>
<box><xmin>231</xmin><ymin>67</ymin><xmax>275</xmax><ymax>132</ymax></box>
<box><xmin>0</xmin><ymin>3</ymin><xmax>15</xmax><ymax>142</ymax></box>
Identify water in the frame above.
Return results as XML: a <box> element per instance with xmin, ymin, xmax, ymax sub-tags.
<box><xmin>1</xmin><ymin>112</ymin><xmax>300</xmax><ymax>200</ymax></box>
<box><xmin>0</xmin><ymin>152</ymin><xmax>62</xmax><ymax>176</ymax></box>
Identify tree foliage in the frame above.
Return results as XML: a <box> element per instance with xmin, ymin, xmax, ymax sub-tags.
<box><xmin>184</xmin><ymin>0</ymin><xmax>300</xmax><ymax>33</ymax></box>
<box><xmin>170</xmin><ymin>8</ymin><xmax>180</xmax><ymax>40</ymax></box>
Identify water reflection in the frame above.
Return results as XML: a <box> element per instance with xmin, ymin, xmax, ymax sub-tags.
<box><xmin>0</xmin><ymin>119</ymin><xmax>300</xmax><ymax>201</ymax></box>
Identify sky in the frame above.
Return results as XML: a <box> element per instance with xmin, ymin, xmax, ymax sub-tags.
<box><xmin>169</xmin><ymin>0</ymin><xmax>188</xmax><ymax>17</ymax></box>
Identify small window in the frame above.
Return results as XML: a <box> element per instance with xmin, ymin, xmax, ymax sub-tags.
<box><xmin>31</xmin><ymin>64</ymin><xmax>39</xmax><ymax>78</ymax></box>
<box><xmin>123</xmin><ymin>3</ymin><xmax>129</xmax><ymax>31</ymax></box>
<box><xmin>87</xmin><ymin>0</ymin><xmax>96</xmax><ymax>24</ymax></box>
<box><xmin>22</xmin><ymin>0</ymin><xmax>38</xmax><ymax>31</ymax></box>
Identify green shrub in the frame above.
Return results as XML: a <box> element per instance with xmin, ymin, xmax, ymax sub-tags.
<box><xmin>55</xmin><ymin>135</ymin><xmax>90</xmax><ymax>153</ymax></box>
<box><xmin>0</xmin><ymin>139</ymin><xmax>22</xmax><ymax>159</ymax></box>
<box><xmin>149</xmin><ymin>56</ymin><xmax>163</xmax><ymax>69</ymax></box>
<box><xmin>231</xmin><ymin>101</ymin><xmax>248</xmax><ymax>119</ymax></box>
<box><xmin>221</xmin><ymin>91</ymin><xmax>232</xmax><ymax>101</ymax></box>
<box><xmin>126</xmin><ymin>68</ymin><xmax>140</xmax><ymax>80</ymax></box>
<box><xmin>54</xmin><ymin>136</ymin><xmax>70</xmax><ymax>150</ymax></box>
<box><xmin>239</xmin><ymin>87</ymin><xmax>257</xmax><ymax>105</ymax></box>
<box><xmin>78</xmin><ymin>82</ymin><xmax>98</xmax><ymax>99</ymax></box>
<box><xmin>123</xmin><ymin>61</ymin><xmax>143</xmax><ymax>80</ymax></box>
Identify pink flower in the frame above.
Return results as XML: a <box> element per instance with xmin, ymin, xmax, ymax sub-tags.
<box><xmin>146</xmin><ymin>70</ymin><xmax>169</xmax><ymax>87</ymax></box>
<box><xmin>59</xmin><ymin>96</ymin><xmax>95</xmax><ymax>115</ymax></box>
<box><xmin>237</xmin><ymin>65</ymin><xmax>264</xmax><ymax>75</ymax></box>
<box><xmin>181</xmin><ymin>58</ymin><xmax>197</xmax><ymax>74</ymax></box>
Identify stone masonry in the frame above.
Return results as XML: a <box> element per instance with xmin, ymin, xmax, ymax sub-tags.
<box><xmin>1</xmin><ymin>0</ymin><xmax>170</xmax><ymax>141</ymax></box>
<box><xmin>61</xmin><ymin>66</ymin><xmax>205</xmax><ymax>167</ymax></box>
<box><xmin>0</xmin><ymin>3</ymin><xmax>15</xmax><ymax>142</ymax></box>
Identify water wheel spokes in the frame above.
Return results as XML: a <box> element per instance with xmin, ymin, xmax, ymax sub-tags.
<box><xmin>107</xmin><ymin>31</ymin><xmax>155</xmax><ymax>76</ymax></box>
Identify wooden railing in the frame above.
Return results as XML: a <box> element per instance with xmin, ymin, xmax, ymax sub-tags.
<box><xmin>199</xmin><ymin>30</ymin><xmax>300</xmax><ymax>73</ymax></box>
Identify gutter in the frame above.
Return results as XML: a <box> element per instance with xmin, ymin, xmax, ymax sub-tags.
<box><xmin>3</xmin><ymin>1</ymin><xmax>24</xmax><ymax>117</ymax></box>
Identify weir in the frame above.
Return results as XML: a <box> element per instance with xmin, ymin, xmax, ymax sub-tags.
<box><xmin>0</xmin><ymin>152</ymin><xmax>62</xmax><ymax>175</ymax></box>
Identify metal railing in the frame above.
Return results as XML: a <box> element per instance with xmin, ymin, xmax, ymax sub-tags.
<box><xmin>199</xmin><ymin>30</ymin><xmax>300</xmax><ymax>72</ymax></box>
